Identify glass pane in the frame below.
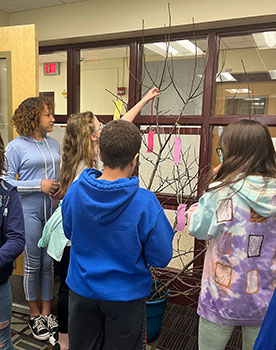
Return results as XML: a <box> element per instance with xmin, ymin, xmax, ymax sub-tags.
<box><xmin>139</xmin><ymin>125</ymin><xmax>200</xmax><ymax>198</ymax></box>
<box><xmin>142</xmin><ymin>39</ymin><xmax>206</xmax><ymax>116</ymax></box>
<box><xmin>39</xmin><ymin>51</ymin><xmax>67</xmax><ymax>114</ymax></box>
<box><xmin>215</xmin><ymin>32</ymin><xmax>276</xmax><ymax>115</ymax></box>
<box><xmin>269</xmin><ymin>127</ymin><xmax>276</xmax><ymax>150</ymax></box>
<box><xmin>164</xmin><ymin>209</ymin><xmax>195</xmax><ymax>269</ymax></box>
<box><xmin>80</xmin><ymin>47</ymin><xmax>129</xmax><ymax>115</ymax></box>
<box><xmin>0</xmin><ymin>58</ymin><xmax>9</xmax><ymax>145</ymax></box>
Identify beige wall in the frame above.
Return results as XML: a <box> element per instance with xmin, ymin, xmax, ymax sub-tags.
<box><xmin>0</xmin><ymin>10</ymin><xmax>8</xmax><ymax>26</ymax></box>
<box><xmin>7</xmin><ymin>0</ymin><xmax>276</xmax><ymax>43</ymax></box>
<box><xmin>39</xmin><ymin>61</ymin><xmax>67</xmax><ymax>114</ymax></box>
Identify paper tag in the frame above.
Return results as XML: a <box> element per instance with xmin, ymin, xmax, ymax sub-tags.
<box><xmin>174</xmin><ymin>135</ymin><xmax>182</xmax><ymax>164</ymax></box>
<box><xmin>147</xmin><ymin>130</ymin><xmax>155</xmax><ymax>153</ymax></box>
<box><xmin>113</xmin><ymin>100</ymin><xmax>122</xmax><ymax>120</ymax></box>
<box><xmin>175</xmin><ymin>204</ymin><xmax>187</xmax><ymax>231</ymax></box>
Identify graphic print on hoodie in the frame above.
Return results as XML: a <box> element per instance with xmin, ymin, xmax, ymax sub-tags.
<box><xmin>189</xmin><ymin>176</ymin><xmax>276</xmax><ymax>326</ymax></box>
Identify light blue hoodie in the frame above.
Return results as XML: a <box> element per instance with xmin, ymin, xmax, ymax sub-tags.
<box><xmin>190</xmin><ymin>176</ymin><xmax>276</xmax><ymax>326</ymax></box>
<box><xmin>61</xmin><ymin>168</ymin><xmax>174</xmax><ymax>302</ymax></box>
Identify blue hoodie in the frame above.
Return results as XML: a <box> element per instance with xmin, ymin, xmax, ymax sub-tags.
<box><xmin>62</xmin><ymin>168</ymin><xmax>174</xmax><ymax>301</ymax></box>
<box><xmin>0</xmin><ymin>180</ymin><xmax>25</xmax><ymax>284</ymax></box>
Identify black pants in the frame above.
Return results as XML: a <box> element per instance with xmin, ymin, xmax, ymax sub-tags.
<box><xmin>57</xmin><ymin>246</ymin><xmax>71</xmax><ymax>333</ymax></box>
<box><xmin>69</xmin><ymin>289</ymin><xmax>146</xmax><ymax>350</ymax></box>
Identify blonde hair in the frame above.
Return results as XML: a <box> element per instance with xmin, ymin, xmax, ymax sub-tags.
<box><xmin>60</xmin><ymin>112</ymin><xmax>97</xmax><ymax>198</ymax></box>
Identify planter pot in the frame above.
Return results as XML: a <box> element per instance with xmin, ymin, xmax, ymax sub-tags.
<box><xmin>146</xmin><ymin>280</ymin><xmax>168</xmax><ymax>342</ymax></box>
<box><xmin>146</xmin><ymin>296</ymin><xmax>167</xmax><ymax>342</ymax></box>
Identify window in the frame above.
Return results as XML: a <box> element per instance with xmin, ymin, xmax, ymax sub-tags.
<box><xmin>80</xmin><ymin>47</ymin><xmax>129</xmax><ymax>116</ymax></box>
<box><xmin>215</xmin><ymin>31</ymin><xmax>276</xmax><ymax>116</ymax></box>
<box><xmin>141</xmin><ymin>39</ymin><xmax>206</xmax><ymax>116</ymax></box>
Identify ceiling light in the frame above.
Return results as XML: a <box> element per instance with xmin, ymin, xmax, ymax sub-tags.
<box><xmin>151</xmin><ymin>43</ymin><xmax>179</xmax><ymax>56</ymax></box>
<box><xmin>253</xmin><ymin>32</ymin><xmax>276</xmax><ymax>48</ymax></box>
<box><xmin>269</xmin><ymin>70</ymin><xmax>276</xmax><ymax>80</ymax></box>
<box><xmin>263</xmin><ymin>32</ymin><xmax>276</xmax><ymax>47</ymax></box>
<box><xmin>176</xmin><ymin>40</ymin><xmax>203</xmax><ymax>55</ymax></box>
<box><xmin>216</xmin><ymin>72</ymin><xmax>237</xmax><ymax>82</ymax></box>
<box><xmin>225</xmin><ymin>88</ymin><xmax>252</xmax><ymax>94</ymax></box>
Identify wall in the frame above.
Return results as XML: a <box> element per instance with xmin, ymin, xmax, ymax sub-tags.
<box><xmin>39</xmin><ymin>61</ymin><xmax>67</xmax><ymax>114</ymax></box>
<box><xmin>8</xmin><ymin>0</ymin><xmax>276</xmax><ymax>43</ymax></box>
<box><xmin>0</xmin><ymin>10</ymin><xmax>8</xmax><ymax>26</ymax></box>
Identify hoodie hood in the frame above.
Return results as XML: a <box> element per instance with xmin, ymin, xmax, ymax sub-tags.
<box><xmin>230</xmin><ymin>176</ymin><xmax>276</xmax><ymax>217</ymax></box>
<box><xmin>77</xmin><ymin>168</ymin><xmax>139</xmax><ymax>225</ymax></box>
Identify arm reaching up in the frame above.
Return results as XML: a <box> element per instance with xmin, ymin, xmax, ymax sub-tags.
<box><xmin>122</xmin><ymin>87</ymin><xmax>160</xmax><ymax>123</ymax></box>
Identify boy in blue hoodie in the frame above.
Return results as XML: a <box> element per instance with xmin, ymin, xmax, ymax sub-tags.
<box><xmin>61</xmin><ymin>119</ymin><xmax>174</xmax><ymax>350</ymax></box>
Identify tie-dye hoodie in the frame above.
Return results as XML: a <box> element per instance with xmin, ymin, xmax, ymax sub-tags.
<box><xmin>189</xmin><ymin>176</ymin><xmax>276</xmax><ymax>326</ymax></box>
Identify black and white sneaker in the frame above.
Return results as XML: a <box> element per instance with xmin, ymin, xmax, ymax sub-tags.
<box><xmin>49</xmin><ymin>331</ymin><xmax>60</xmax><ymax>350</ymax></box>
<box><xmin>29</xmin><ymin>315</ymin><xmax>50</xmax><ymax>341</ymax></box>
<box><xmin>43</xmin><ymin>314</ymin><xmax>59</xmax><ymax>334</ymax></box>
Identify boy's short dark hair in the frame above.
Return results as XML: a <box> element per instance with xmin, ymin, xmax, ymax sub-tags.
<box><xmin>99</xmin><ymin>120</ymin><xmax>141</xmax><ymax>170</ymax></box>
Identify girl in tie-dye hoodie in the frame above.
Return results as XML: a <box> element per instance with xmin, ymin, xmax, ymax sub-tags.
<box><xmin>189</xmin><ymin>120</ymin><xmax>276</xmax><ymax>350</ymax></box>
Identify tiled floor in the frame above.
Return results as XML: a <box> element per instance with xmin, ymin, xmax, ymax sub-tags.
<box><xmin>11</xmin><ymin>303</ymin><xmax>242</xmax><ymax>350</ymax></box>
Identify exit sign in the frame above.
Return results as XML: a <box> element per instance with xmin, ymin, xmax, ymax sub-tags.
<box><xmin>43</xmin><ymin>62</ymin><xmax>60</xmax><ymax>76</ymax></box>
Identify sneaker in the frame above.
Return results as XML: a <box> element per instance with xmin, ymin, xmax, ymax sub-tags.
<box><xmin>29</xmin><ymin>315</ymin><xmax>50</xmax><ymax>341</ymax></box>
<box><xmin>43</xmin><ymin>314</ymin><xmax>59</xmax><ymax>334</ymax></box>
<box><xmin>49</xmin><ymin>332</ymin><xmax>60</xmax><ymax>349</ymax></box>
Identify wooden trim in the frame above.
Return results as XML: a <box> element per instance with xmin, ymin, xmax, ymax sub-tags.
<box><xmin>67</xmin><ymin>48</ymin><xmax>80</xmax><ymax>115</ymax></box>
<box><xmin>210</xmin><ymin>115</ymin><xmax>276</xmax><ymax>126</ymax></box>
<box><xmin>140</xmin><ymin>127</ymin><xmax>201</xmax><ymax>135</ymax></box>
<box><xmin>198</xmin><ymin>32</ymin><xmax>218</xmax><ymax>196</ymax></box>
<box><xmin>54</xmin><ymin>115</ymin><xmax>68</xmax><ymax>123</ymax></box>
<box><xmin>156</xmin><ymin>193</ymin><xmax>197</xmax><ymax>209</ymax></box>
<box><xmin>195</xmin><ymin>32</ymin><xmax>218</xmax><ymax>270</ymax></box>
<box><xmin>128</xmin><ymin>42</ymin><xmax>140</xmax><ymax>109</ymax></box>
<box><xmin>135</xmin><ymin>115</ymin><xmax>203</xmax><ymax>125</ymax></box>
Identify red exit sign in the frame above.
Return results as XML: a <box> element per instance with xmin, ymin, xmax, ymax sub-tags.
<box><xmin>43</xmin><ymin>62</ymin><xmax>60</xmax><ymax>76</ymax></box>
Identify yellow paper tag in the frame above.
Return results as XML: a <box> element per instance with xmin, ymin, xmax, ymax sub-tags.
<box><xmin>113</xmin><ymin>101</ymin><xmax>122</xmax><ymax>120</ymax></box>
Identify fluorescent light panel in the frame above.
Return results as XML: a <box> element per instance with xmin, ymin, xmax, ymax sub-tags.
<box><xmin>216</xmin><ymin>72</ymin><xmax>237</xmax><ymax>82</ymax></box>
<box><xmin>225</xmin><ymin>88</ymin><xmax>252</xmax><ymax>94</ymax></box>
<box><xmin>151</xmin><ymin>42</ymin><xmax>179</xmax><ymax>56</ymax></box>
<box><xmin>253</xmin><ymin>31</ymin><xmax>276</xmax><ymax>48</ymax></box>
<box><xmin>176</xmin><ymin>40</ymin><xmax>203</xmax><ymax>55</ymax></box>
<box><xmin>269</xmin><ymin>70</ymin><xmax>276</xmax><ymax>80</ymax></box>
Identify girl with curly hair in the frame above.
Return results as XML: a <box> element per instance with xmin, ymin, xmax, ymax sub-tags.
<box><xmin>0</xmin><ymin>132</ymin><xmax>25</xmax><ymax>350</ymax></box>
<box><xmin>4</xmin><ymin>97</ymin><xmax>61</xmax><ymax>341</ymax></box>
<box><xmin>39</xmin><ymin>87</ymin><xmax>160</xmax><ymax>350</ymax></box>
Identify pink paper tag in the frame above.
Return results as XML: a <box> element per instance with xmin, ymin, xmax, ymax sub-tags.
<box><xmin>175</xmin><ymin>204</ymin><xmax>187</xmax><ymax>231</ymax></box>
<box><xmin>147</xmin><ymin>130</ymin><xmax>155</xmax><ymax>153</ymax></box>
<box><xmin>174</xmin><ymin>135</ymin><xmax>182</xmax><ymax>164</ymax></box>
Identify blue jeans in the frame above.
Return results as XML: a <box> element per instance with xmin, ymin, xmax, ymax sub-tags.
<box><xmin>0</xmin><ymin>280</ymin><xmax>13</xmax><ymax>350</ymax></box>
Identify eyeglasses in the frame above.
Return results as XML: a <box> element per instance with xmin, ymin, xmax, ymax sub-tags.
<box><xmin>94</xmin><ymin>122</ymin><xmax>105</xmax><ymax>134</ymax></box>
<box><xmin>216</xmin><ymin>147</ymin><xmax>223</xmax><ymax>157</ymax></box>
